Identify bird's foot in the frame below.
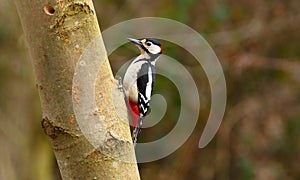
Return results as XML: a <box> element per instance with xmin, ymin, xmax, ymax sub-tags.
<box><xmin>115</xmin><ymin>75</ymin><xmax>125</xmax><ymax>92</ymax></box>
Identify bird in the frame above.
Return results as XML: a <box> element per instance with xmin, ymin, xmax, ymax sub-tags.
<box><xmin>121</xmin><ymin>38</ymin><xmax>162</xmax><ymax>147</ymax></box>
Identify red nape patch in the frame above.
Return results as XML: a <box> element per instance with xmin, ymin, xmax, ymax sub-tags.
<box><xmin>160</xmin><ymin>45</ymin><xmax>163</xmax><ymax>52</ymax></box>
<box><xmin>128</xmin><ymin>99</ymin><xmax>139</xmax><ymax>130</ymax></box>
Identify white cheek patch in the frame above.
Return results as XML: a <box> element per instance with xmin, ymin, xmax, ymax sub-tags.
<box><xmin>148</xmin><ymin>45</ymin><xmax>161</xmax><ymax>54</ymax></box>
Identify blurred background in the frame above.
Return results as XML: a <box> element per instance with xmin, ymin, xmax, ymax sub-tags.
<box><xmin>1</xmin><ymin>0</ymin><xmax>300</xmax><ymax>179</ymax></box>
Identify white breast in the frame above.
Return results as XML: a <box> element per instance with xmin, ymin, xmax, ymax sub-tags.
<box><xmin>123</xmin><ymin>56</ymin><xmax>145</xmax><ymax>102</ymax></box>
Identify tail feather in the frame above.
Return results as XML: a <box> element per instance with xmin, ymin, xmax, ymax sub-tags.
<box><xmin>132</xmin><ymin>116</ymin><xmax>143</xmax><ymax>147</ymax></box>
<box><xmin>128</xmin><ymin>99</ymin><xmax>144</xmax><ymax>147</ymax></box>
<box><xmin>127</xmin><ymin>98</ymin><xmax>145</xmax><ymax>147</ymax></box>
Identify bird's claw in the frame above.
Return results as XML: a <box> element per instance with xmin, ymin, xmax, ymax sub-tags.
<box><xmin>115</xmin><ymin>75</ymin><xmax>124</xmax><ymax>92</ymax></box>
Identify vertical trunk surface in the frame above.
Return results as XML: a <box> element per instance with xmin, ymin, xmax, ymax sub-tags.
<box><xmin>14</xmin><ymin>0</ymin><xmax>140</xmax><ymax>179</ymax></box>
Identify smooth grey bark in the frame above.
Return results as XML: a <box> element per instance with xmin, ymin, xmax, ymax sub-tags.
<box><xmin>14</xmin><ymin>0</ymin><xmax>140</xmax><ymax>179</ymax></box>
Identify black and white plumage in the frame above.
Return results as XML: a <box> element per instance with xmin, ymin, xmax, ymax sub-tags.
<box><xmin>122</xmin><ymin>38</ymin><xmax>162</xmax><ymax>147</ymax></box>
<box><xmin>137</xmin><ymin>62</ymin><xmax>155</xmax><ymax>116</ymax></box>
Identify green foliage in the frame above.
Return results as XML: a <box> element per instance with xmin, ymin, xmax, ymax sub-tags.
<box><xmin>238</xmin><ymin>156</ymin><xmax>254</xmax><ymax>180</ymax></box>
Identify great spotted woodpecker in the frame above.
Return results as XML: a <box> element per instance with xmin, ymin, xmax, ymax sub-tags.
<box><xmin>121</xmin><ymin>38</ymin><xmax>162</xmax><ymax>147</ymax></box>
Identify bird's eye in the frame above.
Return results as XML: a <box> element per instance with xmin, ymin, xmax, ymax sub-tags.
<box><xmin>146</xmin><ymin>42</ymin><xmax>152</xmax><ymax>46</ymax></box>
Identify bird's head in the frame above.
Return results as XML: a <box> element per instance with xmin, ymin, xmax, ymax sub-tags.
<box><xmin>128</xmin><ymin>38</ymin><xmax>162</xmax><ymax>58</ymax></box>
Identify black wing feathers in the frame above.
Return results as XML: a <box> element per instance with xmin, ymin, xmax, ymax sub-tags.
<box><xmin>136</xmin><ymin>62</ymin><xmax>155</xmax><ymax>117</ymax></box>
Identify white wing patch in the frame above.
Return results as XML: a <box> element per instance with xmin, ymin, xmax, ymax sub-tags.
<box><xmin>145</xmin><ymin>66</ymin><xmax>152</xmax><ymax>101</ymax></box>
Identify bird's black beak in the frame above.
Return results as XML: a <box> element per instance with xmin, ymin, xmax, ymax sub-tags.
<box><xmin>127</xmin><ymin>38</ymin><xmax>142</xmax><ymax>47</ymax></box>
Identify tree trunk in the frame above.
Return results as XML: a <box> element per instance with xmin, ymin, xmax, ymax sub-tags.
<box><xmin>14</xmin><ymin>0</ymin><xmax>140</xmax><ymax>179</ymax></box>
